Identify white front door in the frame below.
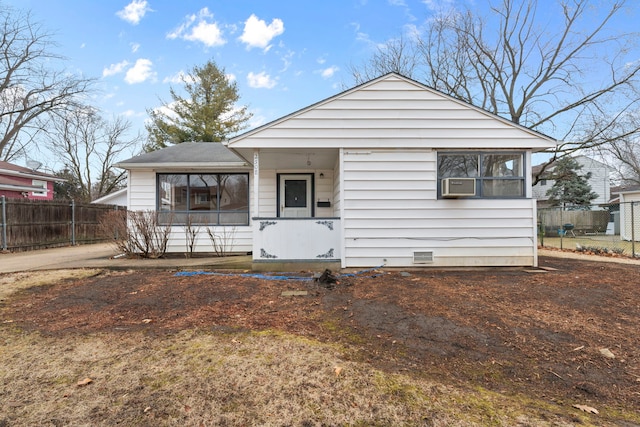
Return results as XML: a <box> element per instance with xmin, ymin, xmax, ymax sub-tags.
<box><xmin>279</xmin><ymin>174</ymin><xmax>312</xmax><ymax>217</ymax></box>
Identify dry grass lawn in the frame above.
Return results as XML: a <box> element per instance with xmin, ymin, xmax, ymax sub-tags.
<box><xmin>0</xmin><ymin>269</ymin><xmax>636</xmax><ymax>426</ymax></box>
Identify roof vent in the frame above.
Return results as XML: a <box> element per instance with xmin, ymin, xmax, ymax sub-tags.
<box><xmin>413</xmin><ymin>251</ymin><xmax>434</xmax><ymax>264</ymax></box>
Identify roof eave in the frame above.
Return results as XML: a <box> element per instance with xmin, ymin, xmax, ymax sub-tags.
<box><xmin>116</xmin><ymin>161</ymin><xmax>250</xmax><ymax>170</ymax></box>
<box><xmin>0</xmin><ymin>184</ymin><xmax>48</xmax><ymax>193</ymax></box>
<box><xmin>0</xmin><ymin>168</ymin><xmax>65</xmax><ymax>182</ymax></box>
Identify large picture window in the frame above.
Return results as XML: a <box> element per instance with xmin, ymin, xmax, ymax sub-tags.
<box><xmin>157</xmin><ymin>173</ymin><xmax>249</xmax><ymax>225</ymax></box>
<box><xmin>437</xmin><ymin>152</ymin><xmax>525</xmax><ymax>198</ymax></box>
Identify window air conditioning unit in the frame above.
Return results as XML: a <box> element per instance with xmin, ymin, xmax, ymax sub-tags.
<box><xmin>441</xmin><ymin>178</ymin><xmax>476</xmax><ymax>198</ymax></box>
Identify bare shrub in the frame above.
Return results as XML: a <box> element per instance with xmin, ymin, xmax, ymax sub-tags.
<box><xmin>97</xmin><ymin>209</ymin><xmax>129</xmax><ymax>251</ymax></box>
<box><xmin>206</xmin><ymin>226</ymin><xmax>237</xmax><ymax>257</ymax></box>
<box><xmin>184</xmin><ymin>215</ymin><xmax>199</xmax><ymax>258</ymax></box>
<box><xmin>99</xmin><ymin>210</ymin><xmax>172</xmax><ymax>258</ymax></box>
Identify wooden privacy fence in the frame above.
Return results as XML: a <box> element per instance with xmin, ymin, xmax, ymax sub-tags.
<box><xmin>537</xmin><ymin>208</ymin><xmax>611</xmax><ymax>237</ymax></box>
<box><xmin>0</xmin><ymin>196</ymin><xmax>122</xmax><ymax>252</ymax></box>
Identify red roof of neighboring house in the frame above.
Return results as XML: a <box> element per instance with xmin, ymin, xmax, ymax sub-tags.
<box><xmin>0</xmin><ymin>161</ymin><xmax>65</xmax><ymax>182</ymax></box>
<box><xmin>0</xmin><ymin>161</ymin><xmax>63</xmax><ymax>181</ymax></box>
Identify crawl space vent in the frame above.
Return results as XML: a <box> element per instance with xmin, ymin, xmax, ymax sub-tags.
<box><xmin>413</xmin><ymin>251</ymin><xmax>434</xmax><ymax>264</ymax></box>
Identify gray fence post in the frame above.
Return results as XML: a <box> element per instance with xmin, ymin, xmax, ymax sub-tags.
<box><xmin>559</xmin><ymin>208</ymin><xmax>564</xmax><ymax>250</ymax></box>
<box><xmin>1</xmin><ymin>195</ymin><xmax>6</xmax><ymax>251</ymax></box>
<box><xmin>71</xmin><ymin>199</ymin><xmax>76</xmax><ymax>246</ymax></box>
<box><xmin>114</xmin><ymin>204</ymin><xmax>119</xmax><ymax>240</ymax></box>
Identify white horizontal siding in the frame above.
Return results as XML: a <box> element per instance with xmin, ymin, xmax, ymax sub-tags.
<box><xmin>128</xmin><ymin>170</ymin><xmax>156</xmax><ymax>211</ymax></box>
<box><xmin>165</xmin><ymin>226</ymin><xmax>252</xmax><ymax>254</ymax></box>
<box><xmin>258</xmin><ymin>170</ymin><xmax>277</xmax><ymax>217</ymax></box>
<box><xmin>239</xmin><ymin>138</ymin><xmax>545</xmax><ymax>150</ymax></box>
<box><xmin>342</xmin><ymin>149</ymin><xmax>536</xmax><ymax>267</ymax></box>
<box><xmin>229</xmin><ymin>75</ymin><xmax>554</xmax><ymax>151</ymax></box>
<box><xmin>333</xmin><ymin>154</ymin><xmax>341</xmax><ymax>217</ymax></box>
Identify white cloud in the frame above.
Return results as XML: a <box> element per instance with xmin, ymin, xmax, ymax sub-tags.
<box><xmin>122</xmin><ymin>109</ymin><xmax>139</xmax><ymax>117</ymax></box>
<box><xmin>163</xmin><ymin>71</ymin><xmax>186</xmax><ymax>84</ymax></box>
<box><xmin>116</xmin><ymin>0</ymin><xmax>151</xmax><ymax>25</ymax></box>
<box><xmin>320</xmin><ymin>66</ymin><xmax>339</xmax><ymax>79</ymax></box>
<box><xmin>124</xmin><ymin>58</ymin><xmax>156</xmax><ymax>84</ymax></box>
<box><xmin>239</xmin><ymin>14</ymin><xmax>284</xmax><ymax>51</ymax></box>
<box><xmin>130</xmin><ymin>42</ymin><xmax>140</xmax><ymax>53</ymax></box>
<box><xmin>102</xmin><ymin>60</ymin><xmax>130</xmax><ymax>77</ymax></box>
<box><xmin>167</xmin><ymin>8</ymin><xmax>225</xmax><ymax>47</ymax></box>
<box><xmin>247</xmin><ymin>71</ymin><xmax>276</xmax><ymax>89</ymax></box>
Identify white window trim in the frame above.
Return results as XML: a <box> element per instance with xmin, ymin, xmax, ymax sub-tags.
<box><xmin>31</xmin><ymin>180</ymin><xmax>48</xmax><ymax>197</ymax></box>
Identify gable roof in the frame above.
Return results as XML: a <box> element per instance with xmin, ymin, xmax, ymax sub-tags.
<box><xmin>91</xmin><ymin>187</ymin><xmax>127</xmax><ymax>206</ymax></box>
<box><xmin>227</xmin><ymin>72</ymin><xmax>557</xmax><ymax>150</ymax></box>
<box><xmin>116</xmin><ymin>142</ymin><xmax>249</xmax><ymax>170</ymax></box>
<box><xmin>0</xmin><ymin>161</ymin><xmax>64</xmax><ymax>182</ymax></box>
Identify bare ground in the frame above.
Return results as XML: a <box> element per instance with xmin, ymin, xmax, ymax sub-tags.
<box><xmin>0</xmin><ymin>255</ymin><xmax>639</xmax><ymax>426</ymax></box>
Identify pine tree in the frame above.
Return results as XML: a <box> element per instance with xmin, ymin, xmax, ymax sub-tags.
<box><xmin>145</xmin><ymin>60</ymin><xmax>252</xmax><ymax>151</ymax></box>
<box><xmin>545</xmin><ymin>157</ymin><xmax>598</xmax><ymax>210</ymax></box>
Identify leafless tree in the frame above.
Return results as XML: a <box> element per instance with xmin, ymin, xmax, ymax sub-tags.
<box><xmin>0</xmin><ymin>4</ymin><xmax>93</xmax><ymax>161</ymax></box>
<box><xmin>350</xmin><ymin>0</ymin><xmax>640</xmax><ymax>183</ymax></box>
<box><xmin>589</xmin><ymin>111</ymin><xmax>640</xmax><ymax>186</ymax></box>
<box><xmin>45</xmin><ymin>107</ymin><xmax>142</xmax><ymax>202</ymax></box>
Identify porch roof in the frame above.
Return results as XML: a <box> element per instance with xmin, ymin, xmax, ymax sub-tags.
<box><xmin>116</xmin><ymin>142</ymin><xmax>250</xmax><ymax>170</ymax></box>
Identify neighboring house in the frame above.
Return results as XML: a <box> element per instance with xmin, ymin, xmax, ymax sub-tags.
<box><xmin>91</xmin><ymin>188</ymin><xmax>128</xmax><ymax>208</ymax></box>
<box><xmin>618</xmin><ymin>190</ymin><xmax>640</xmax><ymax>241</ymax></box>
<box><xmin>0</xmin><ymin>161</ymin><xmax>64</xmax><ymax>201</ymax></box>
<box><xmin>118</xmin><ymin>73</ymin><xmax>556</xmax><ymax>268</ymax></box>
<box><xmin>532</xmin><ymin>155</ymin><xmax>612</xmax><ymax>209</ymax></box>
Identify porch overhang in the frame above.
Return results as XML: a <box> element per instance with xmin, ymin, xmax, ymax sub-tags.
<box><xmin>227</xmin><ymin>147</ymin><xmax>339</xmax><ymax>170</ymax></box>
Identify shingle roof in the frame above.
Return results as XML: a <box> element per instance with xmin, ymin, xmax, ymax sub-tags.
<box><xmin>0</xmin><ymin>161</ymin><xmax>61</xmax><ymax>180</ymax></box>
<box><xmin>117</xmin><ymin>142</ymin><xmax>248</xmax><ymax>168</ymax></box>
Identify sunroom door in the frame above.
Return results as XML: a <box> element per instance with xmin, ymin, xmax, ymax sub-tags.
<box><xmin>279</xmin><ymin>174</ymin><xmax>312</xmax><ymax>217</ymax></box>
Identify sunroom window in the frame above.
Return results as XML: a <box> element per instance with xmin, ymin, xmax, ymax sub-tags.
<box><xmin>437</xmin><ymin>152</ymin><xmax>525</xmax><ymax>198</ymax></box>
<box><xmin>157</xmin><ymin>173</ymin><xmax>249</xmax><ymax>225</ymax></box>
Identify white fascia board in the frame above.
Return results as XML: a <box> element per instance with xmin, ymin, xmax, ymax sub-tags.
<box><xmin>0</xmin><ymin>168</ymin><xmax>64</xmax><ymax>182</ymax></box>
<box><xmin>0</xmin><ymin>183</ymin><xmax>48</xmax><ymax>192</ymax></box>
<box><xmin>116</xmin><ymin>162</ymin><xmax>249</xmax><ymax>170</ymax></box>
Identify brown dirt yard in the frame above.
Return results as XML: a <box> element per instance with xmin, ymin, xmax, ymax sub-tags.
<box><xmin>0</xmin><ymin>255</ymin><xmax>639</xmax><ymax>426</ymax></box>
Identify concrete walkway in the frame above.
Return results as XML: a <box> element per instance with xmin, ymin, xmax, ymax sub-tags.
<box><xmin>2</xmin><ymin>244</ymin><xmax>638</xmax><ymax>274</ymax></box>
<box><xmin>0</xmin><ymin>243</ymin><xmax>252</xmax><ymax>273</ymax></box>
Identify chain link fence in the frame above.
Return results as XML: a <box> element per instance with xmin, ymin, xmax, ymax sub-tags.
<box><xmin>538</xmin><ymin>202</ymin><xmax>640</xmax><ymax>257</ymax></box>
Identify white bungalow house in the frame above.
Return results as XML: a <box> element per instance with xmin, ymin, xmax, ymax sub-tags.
<box><xmin>118</xmin><ymin>73</ymin><xmax>556</xmax><ymax>268</ymax></box>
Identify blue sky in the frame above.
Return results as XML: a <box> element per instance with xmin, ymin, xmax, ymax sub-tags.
<box><xmin>5</xmin><ymin>0</ymin><xmax>640</xmax><ymax>171</ymax></box>
<box><xmin>8</xmin><ymin>0</ymin><xmax>447</xmax><ymax>139</ymax></box>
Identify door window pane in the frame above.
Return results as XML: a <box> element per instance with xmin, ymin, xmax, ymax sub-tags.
<box><xmin>285</xmin><ymin>180</ymin><xmax>307</xmax><ymax>207</ymax></box>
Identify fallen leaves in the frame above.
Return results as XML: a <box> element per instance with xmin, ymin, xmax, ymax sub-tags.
<box><xmin>573</xmin><ymin>404</ymin><xmax>599</xmax><ymax>414</ymax></box>
<box><xmin>599</xmin><ymin>348</ymin><xmax>615</xmax><ymax>359</ymax></box>
<box><xmin>76</xmin><ymin>377</ymin><xmax>92</xmax><ymax>387</ymax></box>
